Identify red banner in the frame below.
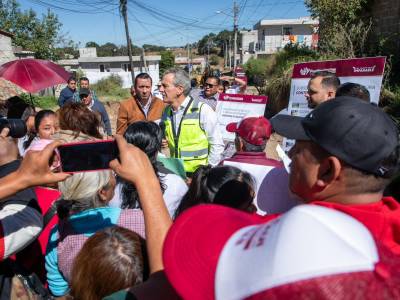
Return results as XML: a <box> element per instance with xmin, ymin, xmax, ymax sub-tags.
<box><xmin>292</xmin><ymin>57</ymin><xmax>386</xmax><ymax>78</ymax></box>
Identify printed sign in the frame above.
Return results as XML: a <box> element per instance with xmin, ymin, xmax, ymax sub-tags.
<box><xmin>216</xmin><ymin>93</ymin><xmax>268</xmax><ymax>141</ymax></box>
<box><xmin>283</xmin><ymin>57</ymin><xmax>386</xmax><ymax>150</ymax></box>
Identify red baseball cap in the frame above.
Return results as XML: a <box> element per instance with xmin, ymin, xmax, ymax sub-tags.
<box><xmin>226</xmin><ymin>116</ymin><xmax>272</xmax><ymax>146</ymax></box>
<box><xmin>163</xmin><ymin>205</ymin><xmax>400</xmax><ymax>300</ymax></box>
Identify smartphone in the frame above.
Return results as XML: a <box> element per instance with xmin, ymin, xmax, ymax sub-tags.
<box><xmin>57</xmin><ymin>140</ymin><xmax>119</xmax><ymax>173</ymax></box>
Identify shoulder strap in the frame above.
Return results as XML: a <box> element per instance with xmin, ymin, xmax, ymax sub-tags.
<box><xmin>43</xmin><ymin>198</ymin><xmax>60</xmax><ymax>228</ymax></box>
<box><xmin>161</xmin><ymin>106</ymin><xmax>170</xmax><ymax>122</ymax></box>
<box><xmin>156</xmin><ymin>161</ymin><xmax>175</xmax><ymax>175</ymax></box>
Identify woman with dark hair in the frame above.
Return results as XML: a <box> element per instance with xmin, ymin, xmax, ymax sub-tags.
<box><xmin>109</xmin><ymin>121</ymin><xmax>188</xmax><ymax>216</ymax></box>
<box><xmin>15</xmin><ymin>105</ymin><xmax>36</xmax><ymax>156</ymax></box>
<box><xmin>174</xmin><ymin>165</ymin><xmax>256</xmax><ymax>218</ymax></box>
<box><xmin>70</xmin><ymin>226</ymin><xmax>144</xmax><ymax>300</ymax></box>
<box><xmin>53</xmin><ymin>102</ymin><xmax>102</xmax><ymax>142</ymax></box>
<box><xmin>23</xmin><ymin>109</ymin><xmax>56</xmax><ymax>153</ymax></box>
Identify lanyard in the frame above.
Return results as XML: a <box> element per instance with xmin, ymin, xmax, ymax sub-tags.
<box><xmin>170</xmin><ymin>97</ymin><xmax>194</xmax><ymax>158</ymax></box>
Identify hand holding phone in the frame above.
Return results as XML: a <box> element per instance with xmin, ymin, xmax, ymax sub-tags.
<box><xmin>109</xmin><ymin>135</ymin><xmax>155</xmax><ymax>185</ymax></box>
<box><xmin>57</xmin><ymin>139</ymin><xmax>119</xmax><ymax>173</ymax></box>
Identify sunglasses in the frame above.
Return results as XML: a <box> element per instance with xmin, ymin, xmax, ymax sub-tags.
<box><xmin>205</xmin><ymin>83</ymin><xmax>217</xmax><ymax>88</ymax></box>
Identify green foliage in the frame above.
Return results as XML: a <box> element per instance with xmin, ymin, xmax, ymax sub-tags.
<box><xmin>381</xmin><ymin>86</ymin><xmax>400</xmax><ymax>127</ymax></box>
<box><xmin>197</xmin><ymin>30</ymin><xmax>234</xmax><ymax>57</ymax></box>
<box><xmin>255</xmin><ymin>44</ymin><xmax>338</xmax><ymax>115</ymax></box>
<box><xmin>160</xmin><ymin>51</ymin><xmax>175</xmax><ymax>76</ymax></box>
<box><xmin>85</xmin><ymin>41</ymin><xmax>99</xmax><ymax>48</ymax></box>
<box><xmin>91</xmin><ymin>75</ymin><xmax>130</xmax><ymax>101</ymax></box>
<box><xmin>0</xmin><ymin>0</ymin><xmax>65</xmax><ymax>60</ymax></box>
<box><xmin>244</xmin><ymin>58</ymin><xmax>271</xmax><ymax>90</ymax></box>
<box><xmin>305</xmin><ymin>0</ymin><xmax>370</xmax><ymax>56</ymax></box>
<box><xmin>84</xmin><ymin>42</ymin><xmax>142</xmax><ymax>57</ymax></box>
<box><xmin>209</xmin><ymin>54</ymin><xmax>220</xmax><ymax>66</ymax></box>
<box><xmin>142</xmin><ymin>44</ymin><xmax>166</xmax><ymax>52</ymax></box>
<box><xmin>197</xmin><ymin>33</ymin><xmax>218</xmax><ymax>55</ymax></box>
<box><xmin>20</xmin><ymin>93</ymin><xmax>57</xmax><ymax>109</ymax></box>
<box><xmin>74</xmin><ymin>68</ymin><xmax>86</xmax><ymax>81</ymax></box>
<box><xmin>55</xmin><ymin>38</ymin><xmax>80</xmax><ymax>59</ymax></box>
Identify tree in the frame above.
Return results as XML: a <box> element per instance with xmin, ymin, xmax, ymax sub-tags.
<box><xmin>85</xmin><ymin>41</ymin><xmax>99</xmax><ymax>48</ymax></box>
<box><xmin>96</xmin><ymin>42</ymin><xmax>119</xmax><ymax>57</ymax></box>
<box><xmin>305</xmin><ymin>0</ymin><xmax>370</xmax><ymax>56</ymax></box>
<box><xmin>143</xmin><ymin>44</ymin><xmax>166</xmax><ymax>52</ymax></box>
<box><xmin>197</xmin><ymin>33</ymin><xmax>217</xmax><ymax>55</ymax></box>
<box><xmin>0</xmin><ymin>0</ymin><xmax>66</xmax><ymax>60</ymax></box>
<box><xmin>209</xmin><ymin>54</ymin><xmax>219</xmax><ymax>66</ymax></box>
<box><xmin>160</xmin><ymin>51</ymin><xmax>175</xmax><ymax>76</ymax></box>
<box><xmin>244</xmin><ymin>58</ymin><xmax>269</xmax><ymax>93</ymax></box>
<box><xmin>196</xmin><ymin>30</ymin><xmax>234</xmax><ymax>57</ymax></box>
<box><xmin>215</xmin><ymin>30</ymin><xmax>233</xmax><ymax>56</ymax></box>
<box><xmin>55</xmin><ymin>40</ymin><xmax>79</xmax><ymax>59</ymax></box>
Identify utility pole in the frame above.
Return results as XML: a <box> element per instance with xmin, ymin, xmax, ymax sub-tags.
<box><xmin>141</xmin><ymin>47</ymin><xmax>147</xmax><ymax>72</ymax></box>
<box><xmin>187</xmin><ymin>42</ymin><xmax>191</xmax><ymax>77</ymax></box>
<box><xmin>228</xmin><ymin>37</ymin><xmax>231</xmax><ymax>69</ymax></box>
<box><xmin>233</xmin><ymin>1</ymin><xmax>239</xmax><ymax>72</ymax></box>
<box><xmin>224</xmin><ymin>41</ymin><xmax>227</xmax><ymax>68</ymax></box>
<box><xmin>207</xmin><ymin>39</ymin><xmax>210</xmax><ymax>67</ymax></box>
<box><xmin>120</xmin><ymin>0</ymin><xmax>135</xmax><ymax>85</ymax></box>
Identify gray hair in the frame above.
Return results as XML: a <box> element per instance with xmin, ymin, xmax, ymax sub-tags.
<box><xmin>58</xmin><ymin>170</ymin><xmax>113</xmax><ymax>212</ymax></box>
<box><xmin>163</xmin><ymin>68</ymin><xmax>191</xmax><ymax>96</ymax></box>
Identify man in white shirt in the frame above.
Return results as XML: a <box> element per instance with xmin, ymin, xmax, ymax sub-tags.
<box><xmin>160</xmin><ymin>68</ymin><xmax>224</xmax><ymax>175</ymax></box>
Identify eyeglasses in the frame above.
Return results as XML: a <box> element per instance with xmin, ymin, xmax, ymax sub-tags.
<box><xmin>205</xmin><ymin>83</ymin><xmax>217</xmax><ymax>88</ymax></box>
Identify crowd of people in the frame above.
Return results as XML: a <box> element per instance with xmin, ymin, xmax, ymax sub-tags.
<box><xmin>0</xmin><ymin>66</ymin><xmax>399</xmax><ymax>300</ymax></box>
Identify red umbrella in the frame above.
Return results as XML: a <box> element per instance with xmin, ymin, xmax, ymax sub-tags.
<box><xmin>0</xmin><ymin>58</ymin><xmax>70</xmax><ymax>93</ymax></box>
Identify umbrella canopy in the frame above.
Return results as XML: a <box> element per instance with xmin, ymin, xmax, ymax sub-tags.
<box><xmin>0</xmin><ymin>58</ymin><xmax>70</xmax><ymax>93</ymax></box>
<box><xmin>0</xmin><ymin>78</ymin><xmax>27</xmax><ymax>101</ymax></box>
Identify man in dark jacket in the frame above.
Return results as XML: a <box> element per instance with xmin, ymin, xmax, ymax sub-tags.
<box><xmin>58</xmin><ymin>77</ymin><xmax>77</xmax><ymax>107</ymax></box>
<box><xmin>80</xmin><ymin>88</ymin><xmax>112</xmax><ymax>136</ymax></box>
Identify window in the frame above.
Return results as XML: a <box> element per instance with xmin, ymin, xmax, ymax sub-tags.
<box><xmin>122</xmin><ymin>63</ymin><xmax>132</xmax><ymax>72</ymax></box>
<box><xmin>283</xmin><ymin>27</ymin><xmax>293</xmax><ymax>35</ymax></box>
<box><xmin>99</xmin><ymin>64</ymin><xmax>105</xmax><ymax>72</ymax></box>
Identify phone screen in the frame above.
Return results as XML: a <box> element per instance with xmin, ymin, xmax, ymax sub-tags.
<box><xmin>58</xmin><ymin>140</ymin><xmax>119</xmax><ymax>173</ymax></box>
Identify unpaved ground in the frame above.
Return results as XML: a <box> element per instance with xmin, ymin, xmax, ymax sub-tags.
<box><xmin>103</xmin><ymin>101</ymin><xmax>121</xmax><ymax>134</ymax></box>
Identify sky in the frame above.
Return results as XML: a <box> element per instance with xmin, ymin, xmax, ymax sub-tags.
<box><xmin>18</xmin><ymin>0</ymin><xmax>310</xmax><ymax>47</ymax></box>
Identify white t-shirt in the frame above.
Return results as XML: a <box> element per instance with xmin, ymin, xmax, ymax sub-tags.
<box><xmin>109</xmin><ymin>172</ymin><xmax>188</xmax><ymax>217</ymax></box>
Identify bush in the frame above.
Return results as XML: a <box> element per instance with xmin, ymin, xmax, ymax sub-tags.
<box><xmin>262</xmin><ymin>44</ymin><xmax>338</xmax><ymax>116</ymax></box>
<box><xmin>160</xmin><ymin>51</ymin><xmax>175</xmax><ymax>76</ymax></box>
<box><xmin>381</xmin><ymin>86</ymin><xmax>400</xmax><ymax>127</ymax></box>
<box><xmin>244</xmin><ymin>58</ymin><xmax>270</xmax><ymax>88</ymax></box>
<box><xmin>20</xmin><ymin>93</ymin><xmax>57</xmax><ymax>109</ymax></box>
<box><xmin>91</xmin><ymin>75</ymin><xmax>130</xmax><ymax>101</ymax></box>
<box><xmin>209</xmin><ymin>55</ymin><xmax>220</xmax><ymax>66</ymax></box>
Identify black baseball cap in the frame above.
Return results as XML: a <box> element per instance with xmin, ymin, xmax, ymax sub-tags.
<box><xmin>79</xmin><ymin>88</ymin><xmax>90</xmax><ymax>97</ymax></box>
<box><xmin>271</xmin><ymin>96</ymin><xmax>399</xmax><ymax>177</ymax></box>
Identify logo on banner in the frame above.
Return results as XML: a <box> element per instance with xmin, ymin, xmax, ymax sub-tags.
<box><xmin>300</xmin><ymin>67</ymin><xmax>336</xmax><ymax>76</ymax></box>
<box><xmin>353</xmin><ymin>65</ymin><xmax>376</xmax><ymax>73</ymax></box>
<box><xmin>222</xmin><ymin>95</ymin><xmax>243</xmax><ymax>101</ymax></box>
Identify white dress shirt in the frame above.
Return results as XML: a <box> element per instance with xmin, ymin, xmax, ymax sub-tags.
<box><xmin>171</xmin><ymin>96</ymin><xmax>224</xmax><ymax>166</ymax></box>
<box><xmin>137</xmin><ymin>96</ymin><xmax>153</xmax><ymax>117</ymax></box>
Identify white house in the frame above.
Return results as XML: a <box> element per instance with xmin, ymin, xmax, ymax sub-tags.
<box><xmin>240</xmin><ymin>17</ymin><xmax>319</xmax><ymax>64</ymax></box>
<box><xmin>0</xmin><ymin>30</ymin><xmax>16</xmax><ymax>65</ymax></box>
<box><xmin>0</xmin><ymin>30</ymin><xmax>35</xmax><ymax>65</ymax></box>
<box><xmin>58</xmin><ymin>47</ymin><xmax>161</xmax><ymax>88</ymax></box>
<box><xmin>175</xmin><ymin>56</ymin><xmax>206</xmax><ymax>71</ymax></box>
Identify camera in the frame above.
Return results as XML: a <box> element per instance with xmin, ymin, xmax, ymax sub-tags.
<box><xmin>0</xmin><ymin>117</ymin><xmax>27</xmax><ymax>138</ymax></box>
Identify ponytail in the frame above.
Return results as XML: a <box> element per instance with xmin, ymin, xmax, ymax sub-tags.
<box><xmin>173</xmin><ymin>165</ymin><xmax>212</xmax><ymax>219</ymax></box>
